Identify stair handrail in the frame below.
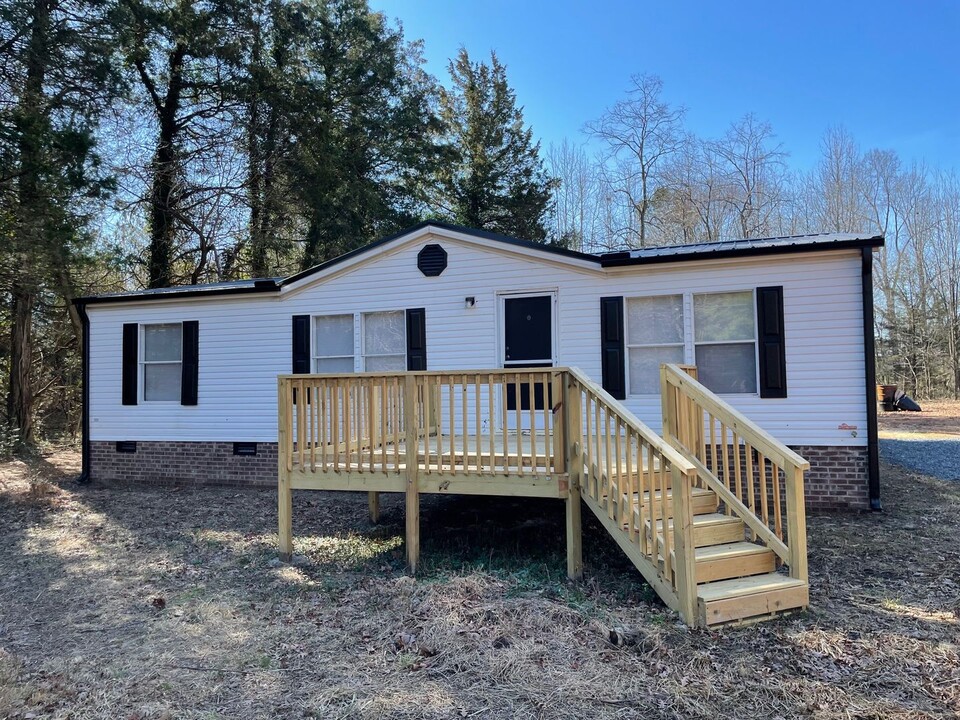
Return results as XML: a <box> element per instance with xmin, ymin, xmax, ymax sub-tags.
<box><xmin>565</xmin><ymin>366</ymin><xmax>700</xmax><ymax>624</ymax></box>
<box><xmin>660</xmin><ymin>363</ymin><xmax>809</xmax><ymax>584</ymax></box>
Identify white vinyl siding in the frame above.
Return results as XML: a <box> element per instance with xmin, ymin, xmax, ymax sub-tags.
<box><xmin>86</xmin><ymin>232</ymin><xmax>869</xmax><ymax>447</ymax></box>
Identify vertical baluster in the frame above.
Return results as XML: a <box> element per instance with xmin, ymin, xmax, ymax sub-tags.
<box><xmin>745</xmin><ymin>443</ymin><xmax>756</xmax><ymax>540</ymax></box>
<box><xmin>308</xmin><ymin>382</ymin><xmax>316</xmax><ymax>472</ymax></box>
<box><xmin>593</xmin><ymin>395</ymin><xmax>601</xmax><ymax>500</ymax></box>
<box><xmin>772</xmin><ymin>461</ymin><xmax>783</xmax><ymax>540</ymax></box>
<box><xmin>501</xmin><ymin>375</ymin><xmax>509</xmax><ymax>476</ymax></box>
<box><xmin>528</xmin><ymin>377</ymin><xmax>537</xmax><ymax>470</ymax></box>
<box><xmin>543</xmin><ymin>373</ymin><xmax>559</xmax><ymax>472</ymax></box>
<box><xmin>488</xmin><ymin>376</ymin><xmax>495</xmax><ymax>474</ymax></box>
<box><xmin>758</xmin><ymin>451</ymin><xmax>769</xmax><ymax>531</ymax></box>
<box><xmin>604</xmin><ymin>407</ymin><xmax>614</xmax><ymax>519</ymax></box>
<box><xmin>660</xmin><ymin>451</ymin><xmax>672</xmax><ymax>582</ymax></box>
<box><xmin>719</xmin><ymin>422</ymin><xmax>730</xmax><ymax>514</ymax></box>
<box><xmin>625</xmin><ymin>429</ymin><xmax>635</xmax><ymax>542</ymax></box>
<box><xmin>577</xmin><ymin>390</ymin><xmax>597</xmax><ymax>498</ymax></box>
<box><xmin>475</xmin><ymin>376</ymin><xmax>481</xmax><ymax>473</ymax></box>
<box><xmin>709</xmin><ymin>413</ymin><xmax>717</xmax><ymax>480</ymax></box>
<box><xmin>380</xmin><ymin>377</ymin><xmax>388</xmax><ymax>474</ymax></box>
<box><xmin>296</xmin><ymin>379</ymin><xmax>306</xmax><ymax>471</ymax></box>
<box><xmin>514</xmin><ymin>375</ymin><xmax>522</xmax><ymax>470</ymax></box>
<box><xmin>615</xmin><ymin>418</ymin><xmax>624</xmax><ymax>527</ymax></box>
<box><xmin>447</xmin><ymin>376</ymin><xmax>455</xmax><ymax>474</ymax></box>
<box><xmin>460</xmin><ymin>375</ymin><xmax>468</xmax><ymax>472</ymax></box>
<box><xmin>392</xmin><ymin>377</ymin><xmax>400</xmax><ymax>472</ymax></box>
<box><xmin>733</xmin><ymin>431</ymin><xmax>743</xmax><ymax>505</ymax></box>
<box><xmin>644</xmin><ymin>441</ymin><xmax>655</xmax><ymax>559</ymax></box>
<box><xmin>318</xmin><ymin>382</ymin><xmax>326</xmax><ymax>472</ymax></box>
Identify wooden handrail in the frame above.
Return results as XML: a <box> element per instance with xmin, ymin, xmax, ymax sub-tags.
<box><xmin>660</xmin><ymin>363</ymin><xmax>808</xmax><ymax>584</ymax></box>
<box><xmin>661</xmin><ymin>365</ymin><xmax>809</xmax><ymax>471</ymax></box>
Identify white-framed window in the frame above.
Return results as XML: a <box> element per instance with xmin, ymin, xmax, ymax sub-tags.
<box><xmin>362</xmin><ymin>311</ymin><xmax>406</xmax><ymax>371</ymax></box>
<box><xmin>693</xmin><ymin>291</ymin><xmax>758</xmax><ymax>394</ymax></box>
<box><xmin>626</xmin><ymin>294</ymin><xmax>684</xmax><ymax>395</ymax></box>
<box><xmin>313</xmin><ymin>314</ymin><xmax>355</xmax><ymax>372</ymax></box>
<box><xmin>311</xmin><ymin>311</ymin><xmax>407</xmax><ymax>372</ymax></box>
<box><xmin>141</xmin><ymin>323</ymin><xmax>182</xmax><ymax>401</ymax></box>
<box><xmin>624</xmin><ymin>290</ymin><xmax>759</xmax><ymax>396</ymax></box>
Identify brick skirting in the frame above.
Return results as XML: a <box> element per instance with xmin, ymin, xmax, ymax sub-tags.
<box><xmin>89</xmin><ymin>440</ymin><xmax>870</xmax><ymax>510</ymax></box>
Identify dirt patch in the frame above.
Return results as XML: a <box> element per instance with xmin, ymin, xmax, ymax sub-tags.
<box><xmin>0</xmin><ymin>450</ymin><xmax>958</xmax><ymax>719</ymax></box>
<box><xmin>879</xmin><ymin>400</ymin><xmax>960</xmax><ymax>439</ymax></box>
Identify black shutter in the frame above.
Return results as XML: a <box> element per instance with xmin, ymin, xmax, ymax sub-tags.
<box><xmin>600</xmin><ymin>296</ymin><xmax>626</xmax><ymax>400</ymax></box>
<box><xmin>757</xmin><ymin>286</ymin><xmax>787</xmax><ymax>398</ymax></box>
<box><xmin>181</xmin><ymin>320</ymin><xmax>199</xmax><ymax>405</ymax></box>
<box><xmin>122</xmin><ymin>323</ymin><xmax>138</xmax><ymax>405</ymax></box>
<box><xmin>406</xmin><ymin>308</ymin><xmax>427</xmax><ymax>371</ymax></box>
<box><xmin>292</xmin><ymin>315</ymin><xmax>310</xmax><ymax>373</ymax></box>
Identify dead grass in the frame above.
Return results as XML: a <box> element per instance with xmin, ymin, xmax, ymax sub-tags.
<box><xmin>0</xmin><ymin>449</ymin><xmax>958</xmax><ymax>719</ymax></box>
<box><xmin>879</xmin><ymin>400</ymin><xmax>960</xmax><ymax>438</ymax></box>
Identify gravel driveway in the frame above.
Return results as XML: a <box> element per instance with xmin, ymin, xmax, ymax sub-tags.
<box><xmin>879</xmin><ymin>438</ymin><xmax>960</xmax><ymax>481</ymax></box>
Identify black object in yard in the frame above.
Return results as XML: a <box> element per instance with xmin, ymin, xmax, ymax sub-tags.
<box><xmin>893</xmin><ymin>389</ymin><xmax>922</xmax><ymax>412</ymax></box>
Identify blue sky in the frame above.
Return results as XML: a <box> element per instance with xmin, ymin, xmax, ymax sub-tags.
<box><xmin>374</xmin><ymin>0</ymin><xmax>959</xmax><ymax>171</ymax></box>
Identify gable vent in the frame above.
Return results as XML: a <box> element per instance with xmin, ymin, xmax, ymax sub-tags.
<box><xmin>417</xmin><ymin>244</ymin><xmax>447</xmax><ymax>277</ymax></box>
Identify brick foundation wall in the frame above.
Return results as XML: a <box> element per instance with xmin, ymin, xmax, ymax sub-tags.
<box><xmin>90</xmin><ymin>440</ymin><xmax>870</xmax><ymax>510</ymax></box>
<box><xmin>791</xmin><ymin>445</ymin><xmax>869</xmax><ymax>511</ymax></box>
<box><xmin>90</xmin><ymin>441</ymin><xmax>278</xmax><ymax>487</ymax></box>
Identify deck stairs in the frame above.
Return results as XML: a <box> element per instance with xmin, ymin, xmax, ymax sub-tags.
<box><xmin>581</xmin><ymin>475</ymin><xmax>807</xmax><ymax>626</ymax></box>
<box><xmin>277</xmin><ymin>364</ymin><xmax>810</xmax><ymax>628</ymax></box>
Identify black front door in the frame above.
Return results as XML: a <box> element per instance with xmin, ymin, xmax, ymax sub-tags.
<box><xmin>503</xmin><ymin>295</ymin><xmax>553</xmax><ymax>411</ymax></box>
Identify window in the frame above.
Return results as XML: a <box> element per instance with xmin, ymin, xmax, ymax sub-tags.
<box><xmin>313</xmin><ymin>315</ymin><xmax>354</xmax><ymax>372</ymax></box>
<box><xmin>311</xmin><ymin>311</ymin><xmax>407</xmax><ymax>372</ymax></box>
<box><xmin>363</xmin><ymin>311</ymin><xmax>406</xmax><ymax>371</ymax></box>
<box><xmin>694</xmin><ymin>291</ymin><xmax>757</xmax><ymax>394</ymax></box>
<box><xmin>141</xmin><ymin>323</ymin><xmax>181</xmax><ymax>401</ymax></box>
<box><xmin>626</xmin><ymin>295</ymin><xmax>684</xmax><ymax>394</ymax></box>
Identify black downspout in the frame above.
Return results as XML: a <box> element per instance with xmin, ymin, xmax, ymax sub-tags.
<box><xmin>75</xmin><ymin>300</ymin><xmax>91</xmax><ymax>484</ymax></box>
<box><xmin>861</xmin><ymin>247</ymin><xmax>881</xmax><ymax>510</ymax></box>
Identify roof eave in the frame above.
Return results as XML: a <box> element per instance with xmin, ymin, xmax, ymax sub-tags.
<box><xmin>599</xmin><ymin>236</ymin><xmax>885</xmax><ymax>268</ymax></box>
<box><xmin>73</xmin><ymin>282</ymin><xmax>280</xmax><ymax>306</ymax></box>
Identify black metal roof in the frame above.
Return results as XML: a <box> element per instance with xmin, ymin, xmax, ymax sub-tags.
<box><xmin>74</xmin><ymin>226</ymin><xmax>884</xmax><ymax>305</ymax></box>
<box><xmin>599</xmin><ymin>232</ymin><xmax>884</xmax><ymax>267</ymax></box>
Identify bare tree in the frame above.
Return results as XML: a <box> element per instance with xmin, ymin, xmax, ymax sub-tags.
<box><xmin>546</xmin><ymin>139</ymin><xmax>601</xmax><ymax>251</ymax></box>
<box><xmin>709</xmin><ymin>114</ymin><xmax>788</xmax><ymax>238</ymax></box>
<box><xmin>585</xmin><ymin>74</ymin><xmax>685</xmax><ymax>247</ymax></box>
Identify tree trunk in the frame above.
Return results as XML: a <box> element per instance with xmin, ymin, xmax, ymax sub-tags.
<box><xmin>7</xmin><ymin>289</ymin><xmax>35</xmax><ymax>449</ymax></box>
<box><xmin>147</xmin><ymin>46</ymin><xmax>187</xmax><ymax>289</ymax></box>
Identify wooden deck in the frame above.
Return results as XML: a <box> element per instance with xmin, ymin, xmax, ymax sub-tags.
<box><xmin>277</xmin><ymin>366</ymin><xmax>810</xmax><ymax>628</ymax></box>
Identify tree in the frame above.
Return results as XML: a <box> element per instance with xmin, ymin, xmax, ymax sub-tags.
<box><xmin>287</xmin><ymin>0</ymin><xmax>445</xmax><ymax>268</ymax></box>
<box><xmin>586</xmin><ymin>74</ymin><xmax>685</xmax><ymax>246</ymax></box>
<box><xmin>118</xmin><ymin>0</ymin><xmax>246</xmax><ymax>288</ymax></box>
<box><xmin>435</xmin><ymin>48</ymin><xmax>555</xmax><ymax>242</ymax></box>
<box><xmin>0</xmin><ymin>0</ymin><xmax>115</xmax><ymax>450</ymax></box>
<box><xmin>547</xmin><ymin>139</ymin><xmax>601</xmax><ymax>251</ymax></box>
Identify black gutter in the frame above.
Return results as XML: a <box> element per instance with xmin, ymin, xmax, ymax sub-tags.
<box><xmin>76</xmin><ymin>301</ymin><xmax>91</xmax><ymax>484</ymax></box>
<box><xmin>280</xmin><ymin>220</ymin><xmax>602</xmax><ymax>287</ymax></box>
<box><xmin>861</xmin><ymin>246</ymin><xmax>882</xmax><ymax>510</ymax></box>
<box><xmin>599</xmin><ymin>236</ymin><xmax>885</xmax><ymax>267</ymax></box>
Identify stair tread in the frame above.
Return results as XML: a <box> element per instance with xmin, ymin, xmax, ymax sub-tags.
<box><xmin>653</xmin><ymin>512</ymin><xmax>742</xmax><ymax>530</ymax></box>
<box><xmin>630</xmin><ymin>487</ymin><xmax>715</xmax><ymax>504</ymax></box>
<box><xmin>697</xmin><ymin>574</ymin><xmax>805</xmax><ymax>602</ymax></box>
<box><xmin>671</xmin><ymin>541</ymin><xmax>774</xmax><ymax>562</ymax></box>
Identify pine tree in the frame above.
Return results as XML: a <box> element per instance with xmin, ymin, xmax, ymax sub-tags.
<box><xmin>435</xmin><ymin>49</ymin><xmax>555</xmax><ymax>242</ymax></box>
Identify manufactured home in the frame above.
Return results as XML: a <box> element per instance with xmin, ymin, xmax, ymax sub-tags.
<box><xmin>75</xmin><ymin>221</ymin><xmax>882</xmax><ymax>512</ymax></box>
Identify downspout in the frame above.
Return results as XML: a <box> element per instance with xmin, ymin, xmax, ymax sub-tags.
<box><xmin>75</xmin><ymin>300</ymin><xmax>91</xmax><ymax>484</ymax></box>
<box><xmin>861</xmin><ymin>247</ymin><xmax>881</xmax><ymax>510</ymax></box>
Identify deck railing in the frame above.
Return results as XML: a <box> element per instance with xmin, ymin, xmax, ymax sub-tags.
<box><xmin>564</xmin><ymin>367</ymin><xmax>701</xmax><ymax>623</ymax></box>
<box><xmin>278</xmin><ymin>366</ymin><xmax>807</xmax><ymax>626</ymax></box>
<box><xmin>660</xmin><ymin>363</ymin><xmax>809</xmax><ymax>584</ymax></box>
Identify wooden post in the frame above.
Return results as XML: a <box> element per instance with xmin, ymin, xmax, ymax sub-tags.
<box><xmin>660</xmin><ymin>365</ymin><xmax>677</xmax><ymax>446</ymax></box>
<box><xmin>786</xmin><ymin>463</ymin><xmax>808</xmax><ymax>583</ymax></box>
<box><xmin>368</xmin><ymin>492</ymin><xmax>380</xmax><ymax>524</ymax></box>
<box><xmin>671</xmin><ymin>466</ymin><xmax>698</xmax><ymax>626</ymax></box>
<box><xmin>277</xmin><ymin>377</ymin><xmax>293</xmax><ymax>562</ymax></box>
<box><xmin>564</xmin><ymin>374</ymin><xmax>583</xmax><ymax>580</ymax></box>
<box><xmin>404</xmin><ymin>375</ymin><xmax>420</xmax><ymax>573</ymax></box>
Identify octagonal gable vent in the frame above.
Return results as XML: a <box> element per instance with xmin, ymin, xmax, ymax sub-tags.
<box><xmin>417</xmin><ymin>244</ymin><xmax>447</xmax><ymax>277</ymax></box>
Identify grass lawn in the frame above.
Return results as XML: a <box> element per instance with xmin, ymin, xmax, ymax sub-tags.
<box><xmin>0</xmin><ymin>448</ymin><xmax>958</xmax><ymax>719</ymax></box>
